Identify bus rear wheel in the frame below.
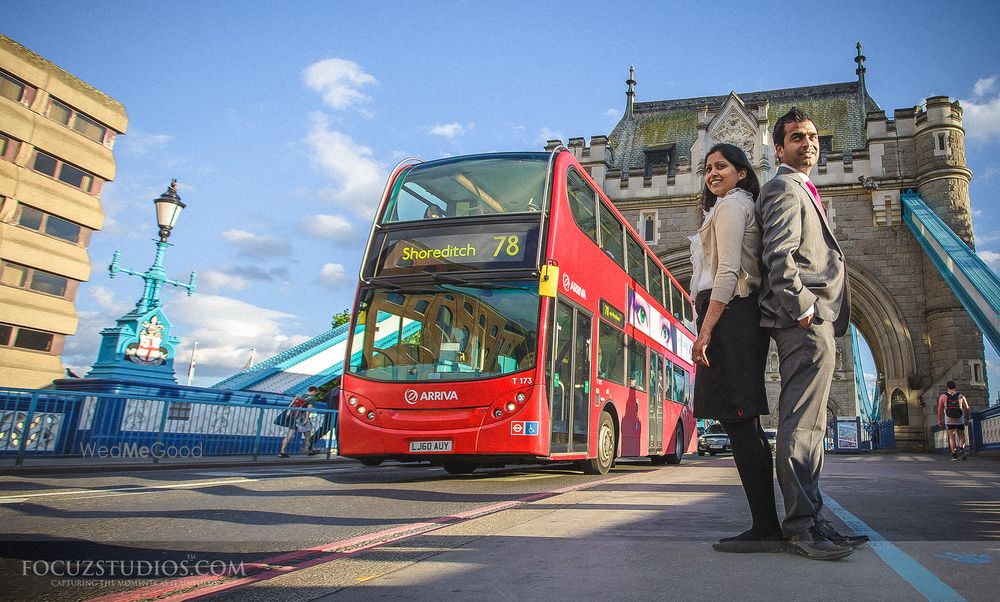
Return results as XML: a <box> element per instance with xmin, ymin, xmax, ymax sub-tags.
<box><xmin>582</xmin><ymin>412</ymin><xmax>616</xmax><ymax>475</ymax></box>
<box><xmin>664</xmin><ymin>423</ymin><xmax>684</xmax><ymax>465</ymax></box>
<box><xmin>359</xmin><ymin>457</ymin><xmax>384</xmax><ymax>466</ymax></box>
<box><xmin>442</xmin><ymin>461</ymin><xmax>476</xmax><ymax>475</ymax></box>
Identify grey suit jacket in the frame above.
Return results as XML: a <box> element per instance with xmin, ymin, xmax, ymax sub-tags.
<box><xmin>756</xmin><ymin>166</ymin><xmax>850</xmax><ymax>336</ymax></box>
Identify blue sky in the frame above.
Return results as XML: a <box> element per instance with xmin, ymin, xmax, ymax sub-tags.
<box><xmin>4</xmin><ymin>1</ymin><xmax>999</xmax><ymax>401</ymax></box>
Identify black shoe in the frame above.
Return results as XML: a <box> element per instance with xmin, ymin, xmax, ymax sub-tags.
<box><xmin>784</xmin><ymin>526</ymin><xmax>854</xmax><ymax>560</ymax></box>
<box><xmin>713</xmin><ymin>529</ymin><xmax>784</xmax><ymax>553</ymax></box>
<box><xmin>816</xmin><ymin>522</ymin><xmax>870</xmax><ymax>548</ymax></box>
<box><xmin>308</xmin><ymin>450</ymin><xmax>320</xmax><ymax>456</ymax></box>
<box><xmin>278</xmin><ymin>453</ymin><xmax>290</xmax><ymax>458</ymax></box>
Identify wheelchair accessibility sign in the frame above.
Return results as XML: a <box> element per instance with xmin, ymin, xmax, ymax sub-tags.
<box><xmin>511</xmin><ymin>421</ymin><xmax>539</xmax><ymax>436</ymax></box>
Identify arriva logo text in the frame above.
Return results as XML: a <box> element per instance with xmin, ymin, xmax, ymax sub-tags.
<box><xmin>404</xmin><ymin>389</ymin><xmax>459</xmax><ymax>404</ymax></box>
<box><xmin>562</xmin><ymin>272</ymin><xmax>587</xmax><ymax>300</ymax></box>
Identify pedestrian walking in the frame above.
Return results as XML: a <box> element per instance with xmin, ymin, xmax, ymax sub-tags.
<box><xmin>937</xmin><ymin>380</ymin><xmax>970</xmax><ymax>460</ymax></box>
<box><xmin>278</xmin><ymin>386</ymin><xmax>318</xmax><ymax>458</ymax></box>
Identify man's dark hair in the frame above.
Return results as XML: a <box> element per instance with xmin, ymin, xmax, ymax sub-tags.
<box><xmin>307</xmin><ymin>386</ymin><xmax>319</xmax><ymax>393</ymax></box>
<box><xmin>773</xmin><ymin>107</ymin><xmax>813</xmax><ymax>146</ymax></box>
<box><xmin>946</xmin><ymin>380</ymin><xmax>957</xmax><ymax>390</ymax></box>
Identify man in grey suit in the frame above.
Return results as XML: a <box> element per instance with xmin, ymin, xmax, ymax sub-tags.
<box><xmin>757</xmin><ymin>108</ymin><xmax>868</xmax><ymax>560</ymax></box>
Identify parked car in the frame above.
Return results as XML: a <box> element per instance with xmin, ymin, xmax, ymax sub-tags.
<box><xmin>698</xmin><ymin>423</ymin><xmax>730</xmax><ymax>456</ymax></box>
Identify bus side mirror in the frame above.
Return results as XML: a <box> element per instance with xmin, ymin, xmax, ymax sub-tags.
<box><xmin>539</xmin><ymin>263</ymin><xmax>559</xmax><ymax>298</ymax></box>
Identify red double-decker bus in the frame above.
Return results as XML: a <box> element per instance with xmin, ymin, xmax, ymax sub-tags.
<box><xmin>339</xmin><ymin>149</ymin><xmax>697</xmax><ymax>474</ymax></box>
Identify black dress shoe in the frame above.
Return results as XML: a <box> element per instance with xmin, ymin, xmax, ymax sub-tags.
<box><xmin>816</xmin><ymin>522</ymin><xmax>870</xmax><ymax>548</ymax></box>
<box><xmin>784</xmin><ymin>526</ymin><xmax>854</xmax><ymax>561</ymax></box>
<box><xmin>713</xmin><ymin>529</ymin><xmax>784</xmax><ymax>553</ymax></box>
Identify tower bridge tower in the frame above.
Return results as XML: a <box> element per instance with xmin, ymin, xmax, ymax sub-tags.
<box><xmin>553</xmin><ymin>48</ymin><xmax>989</xmax><ymax>450</ymax></box>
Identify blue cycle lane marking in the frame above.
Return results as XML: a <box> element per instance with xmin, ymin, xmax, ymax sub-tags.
<box><xmin>825</xmin><ymin>496</ymin><xmax>967</xmax><ymax>602</ymax></box>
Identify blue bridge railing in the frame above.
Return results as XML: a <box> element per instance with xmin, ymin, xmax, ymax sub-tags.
<box><xmin>0</xmin><ymin>387</ymin><xmax>338</xmax><ymax>467</ymax></box>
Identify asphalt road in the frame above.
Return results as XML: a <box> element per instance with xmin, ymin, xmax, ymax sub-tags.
<box><xmin>1</xmin><ymin>453</ymin><xmax>998</xmax><ymax>601</ymax></box>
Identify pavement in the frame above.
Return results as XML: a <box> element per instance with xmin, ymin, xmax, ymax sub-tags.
<box><xmin>15</xmin><ymin>451</ymin><xmax>990</xmax><ymax>602</ymax></box>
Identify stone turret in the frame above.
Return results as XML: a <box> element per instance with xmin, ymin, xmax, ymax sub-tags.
<box><xmin>913</xmin><ymin>97</ymin><xmax>988</xmax><ymax>421</ymax></box>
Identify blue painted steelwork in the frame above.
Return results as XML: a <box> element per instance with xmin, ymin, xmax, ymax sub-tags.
<box><xmin>212</xmin><ymin>318</ymin><xmax>423</xmax><ymax>395</ymax></box>
<box><xmin>0</xmin><ymin>387</ymin><xmax>337</xmax><ymax>467</ymax></box>
<box><xmin>901</xmin><ymin>190</ymin><xmax>1000</xmax><ymax>354</ymax></box>
<box><xmin>971</xmin><ymin>403</ymin><xmax>1000</xmax><ymax>452</ymax></box>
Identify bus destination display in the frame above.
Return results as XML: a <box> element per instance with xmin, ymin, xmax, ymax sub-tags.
<box><xmin>376</xmin><ymin>224</ymin><xmax>538</xmax><ymax>276</ymax></box>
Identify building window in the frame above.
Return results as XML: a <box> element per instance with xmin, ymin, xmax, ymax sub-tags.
<box><xmin>31</xmin><ymin>150</ymin><xmax>101</xmax><ymax>194</ymax></box>
<box><xmin>643</xmin><ymin>148</ymin><xmax>671</xmax><ymax>178</ymax></box>
<box><xmin>644</xmin><ymin>215</ymin><xmax>654</xmax><ymax>242</ymax></box>
<box><xmin>970</xmin><ymin>360</ymin><xmax>986</xmax><ymax>386</ymax></box>
<box><xmin>818</xmin><ymin>135</ymin><xmax>833</xmax><ymax>163</ymax></box>
<box><xmin>890</xmin><ymin>388</ymin><xmax>909</xmax><ymax>426</ymax></box>
<box><xmin>0</xmin><ymin>322</ymin><xmax>56</xmax><ymax>353</ymax></box>
<box><xmin>167</xmin><ymin>402</ymin><xmax>192</xmax><ymax>421</ymax></box>
<box><xmin>15</xmin><ymin>204</ymin><xmax>86</xmax><ymax>245</ymax></box>
<box><xmin>1</xmin><ymin>261</ymin><xmax>72</xmax><ymax>298</ymax></box>
<box><xmin>0</xmin><ymin>70</ymin><xmax>35</xmax><ymax>105</ymax></box>
<box><xmin>47</xmin><ymin>97</ymin><xmax>110</xmax><ymax>144</ymax></box>
<box><xmin>0</xmin><ymin>132</ymin><xmax>21</xmax><ymax>162</ymax></box>
<box><xmin>934</xmin><ymin>131</ymin><xmax>951</xmax><ymax>157</ymax></box>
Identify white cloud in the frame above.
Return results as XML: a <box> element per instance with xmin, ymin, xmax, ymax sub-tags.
<box><xmin>537</xmin><ymin>127</ymin><xmax>563</xmax><ymax>145</ymax></box>
<box><xmin>304</xmin><ymin>214</ymin><xmax>356</xmax><ymax>245</ymax></box>
<box><xmin>961</xmin><ymin>76</ymin><xmax>1000</xmax><ymax>141</ymax></box>
<box><xmin>170</xmin><ymin>294</ymin><xmax>309</xmax><ymax>379</ymax></box>
<box><xmin>120</xmin><ymin>130</ymin><xmax>173</xmax><ymax>155</ymax></box>
<box><xmin>305</xmin><ymin>112</ymin><xmax>385</xmax><ymax>218</ymax></box>
<box><xmin>317</xmin><ymin>262</ymin><xmax>349</xmax><ymax>289</ymax></box>
<box><xmin>199</xmin><ymin>269</ymin><xmax>250</xmax><ymax>292</ymax></box>
<box><xmin>303</xmin><ymin>58</ymin><xmax>377</xmax><ymax>113</ymax></box>
<box><xmin>221</xmin><ymin>229</ymin><xmax>292</xmax><ymax>257</ymax></box>
<box><xmin>605</xmin><ymin>108</ymin><xmax>619</xmax><ymax>118</ymax></box>
<box><xmin>973</xmin><ymin>76</ymin><xmax>998</xmax><ymax>99</ymax></box>
<box><xmin>979</xmin><ymin>250</ymin><xmax>1000</xmax><ymax>272</ymax></box>
<box><xmin>430</xmin><ymin>122</ymin><xmax>466</xmax><ymax>138</ymax></box>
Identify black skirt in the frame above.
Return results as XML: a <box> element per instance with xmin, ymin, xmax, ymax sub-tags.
<box><xmin>693</xmin><ymin>291</ymin><xmax>770</xmax><ymax>420</ymax></box>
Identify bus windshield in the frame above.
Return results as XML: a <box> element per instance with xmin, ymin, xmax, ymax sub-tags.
<box><xmin>382</xmin><ymin>155</ymin><xmax>548</xmax><ymax>223</ymax></box>
<box><xmin>348</xmin><ymin>281</ymin><xmax>540</xmax><ymax>381</ymax></box>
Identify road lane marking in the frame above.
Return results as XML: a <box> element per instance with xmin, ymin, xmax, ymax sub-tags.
<box><xmin>826</xmin><ymin>496</ymin><xmax>967</xmax><ymax>602</ymax></box>
<box><xmin>90</xmin><ymin>471</ymin><xmax>637</xmax><ymax>602</ymax></box>
<box><xmin>0</xmin><ymin>478</ymin><xmax>257</xmax><ymax>503</ymax></box>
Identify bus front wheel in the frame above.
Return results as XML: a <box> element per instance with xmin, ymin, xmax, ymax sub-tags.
<box><xmin>582</xmin><ymin>412</ymin><xmax>616</xmax><ymax>475</ymax></box>
<box><xmin>664</xmin><ymin>423</ymin><xmax>684</xmax><ymax>465</ymax></box>
<box><xmin>359</xmin><ymin>457</ymin><xmax>384</xmax><ymax>466</ymax></box>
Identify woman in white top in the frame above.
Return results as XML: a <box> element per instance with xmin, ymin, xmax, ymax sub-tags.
<box><xmin>689</xmin><ymin>143</ymin><xmax>779</xmax><ymax>553</ymax></box>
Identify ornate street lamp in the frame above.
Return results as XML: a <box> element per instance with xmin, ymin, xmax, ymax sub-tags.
<box><xmin>88</xmin><ymin>180</ymin><xmax>197</xmax><ymax>383</ymax></box>
<box><xmin>153</xmin><ymin>179</ymin><xmax>186</xmax><ymax>241</ymax></box>
<box><xmin>109</xmin><ymin>180</ymin><xmax>197</xmax><ymax>313</ymax></box>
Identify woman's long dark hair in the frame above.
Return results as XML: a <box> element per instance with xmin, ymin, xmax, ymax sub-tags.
<box><xmin>700</xmin><ymin>143</ymin><xmax>760</xmax><ymax>213</ymax></box>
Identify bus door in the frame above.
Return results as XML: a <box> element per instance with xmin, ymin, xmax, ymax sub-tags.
<box><xmin>548</xmin><ymin>299</ymin><xmax>592</xmax><ymax>455</ymax></box>
<box><xmin>648</xmin><ymin>350</ymin><xmax>665</xmax><ymax>454</ymax></box>
<box><xmin>621</xmin><ymin>340</ymin><xmax>648</xmax><ymax>457</ymax></box>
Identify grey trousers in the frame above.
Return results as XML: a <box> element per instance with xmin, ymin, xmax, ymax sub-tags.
<box><xmin>770</xmin><ymin>320</ymin><xmax>835</xmax><ymax>537</ymax></box>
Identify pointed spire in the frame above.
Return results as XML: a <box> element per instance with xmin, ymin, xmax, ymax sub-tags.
<box><xmin>855</xmin><ymin>42</ymin><xmax>869</xmax><ymax>140</ymax></box>
<box><xmin>625</xmin><ymin>65</ymin><xmax>637</xmax><ymax>119</ymax></box>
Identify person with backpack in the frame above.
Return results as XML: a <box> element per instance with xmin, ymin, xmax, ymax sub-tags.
<box><xmin>937</xmin><ymin>381</ymin><xmax>970</xmax><ymax>460</ymax></box>
<box><xmin>278</xmin><ymin>386</ymin><xmax>319</xmax><ymax>458</ymax></box>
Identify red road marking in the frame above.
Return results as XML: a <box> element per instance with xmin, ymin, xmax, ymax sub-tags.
<box><xmin>89</xmin><ymin>471</ymin><xmax>633</xmax><ymax>602</ymax></box>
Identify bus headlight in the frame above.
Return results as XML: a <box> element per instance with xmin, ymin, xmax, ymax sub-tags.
<box><xmin>493</xmin><ymin>408</ymin><xmax>503</xmax><ymax>419</ymax></box>
<box><xmin>357</xmin><ymin>405</ymin><xmax>367</xmax><ymax>415</ymax></box>
<box><xmin>366</xmin><ymin>411</ymin><xmax>376</xmax><ymax>420</ymax></box>
<box><xmin>349</xmin><ymin>397</ymin><xmax>358</xmax><ymax>407</ymax></box>
<box><xmin>506</xmin><ymin>402</ymin><xmax>517</xmax><ymax>412</ymax></box>
<box><xmin>515</xmin><ymin>392</ymin><xmax>526</xmax><ymax>402</ymax></box>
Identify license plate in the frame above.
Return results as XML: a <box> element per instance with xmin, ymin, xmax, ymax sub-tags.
<box><xmin>409</xmin><ymin>440</ymin><xmax>452</xmax><ymax>453</ymax></box>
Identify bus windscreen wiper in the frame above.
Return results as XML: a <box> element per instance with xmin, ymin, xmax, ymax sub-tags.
<box><xmin>428</xmin><ymin>271</ymin><xmax>508</xmax><ymax>289</ymax></box>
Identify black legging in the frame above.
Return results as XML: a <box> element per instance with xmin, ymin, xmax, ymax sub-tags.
<box><xmin>720</xmin><ymin>416</ymin><xmax>781</xmax><ymax>536</ymax></box>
